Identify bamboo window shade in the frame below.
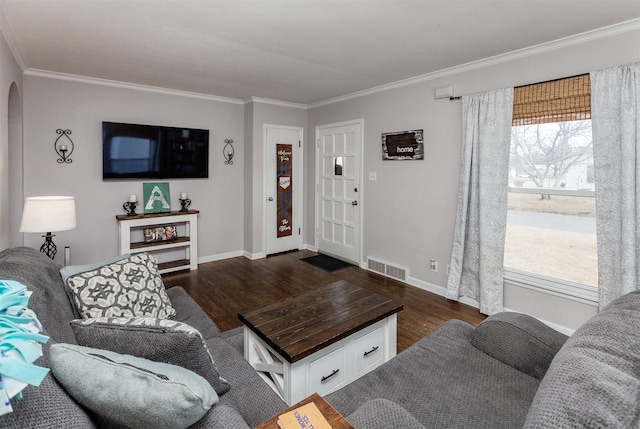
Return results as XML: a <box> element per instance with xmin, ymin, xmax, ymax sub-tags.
<box><xmin>512</xmin><ymin>74</ymin><xmax>591</xmax><ymax>126</ymax></box>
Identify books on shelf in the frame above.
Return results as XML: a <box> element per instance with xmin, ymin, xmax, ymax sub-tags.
<box><xmin>277</xmin><ymin>402</ymin><xmax>332</xmax><ymax>429</ymax></box>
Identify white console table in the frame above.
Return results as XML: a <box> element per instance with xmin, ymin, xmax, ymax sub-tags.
<box><xmin>116</xmin><ymin>210</ymin><xmax>198</xmax><ymax>274</ymax></box>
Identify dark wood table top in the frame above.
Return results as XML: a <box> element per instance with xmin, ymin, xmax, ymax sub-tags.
<box><xmin>238</xmin><ymin>280</ymin><xmax>403</xmax><ymax>363</ymax></box>
<box><xmin>254</xmin><ymin>393</ymin><xmax>354</xmax><ymax>429</ymax></box>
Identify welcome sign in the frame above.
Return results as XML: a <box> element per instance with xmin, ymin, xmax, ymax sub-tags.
<box><xmin>276</xmin><ymin>144</ymin><xmax>293</xmax><ymax>238</ymax></box>
<box><xmin>382</xmin><ymin>129</ymin><xmax>424</xmax><ymax>160</ymax></box>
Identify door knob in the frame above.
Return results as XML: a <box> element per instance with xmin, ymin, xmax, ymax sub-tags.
<box><xmin>267</xmin><ymin>197</ymin><xmax>274</xmax><ymax>201</ymax></box>
<box><xmin>352</xmin><ymin>201</ymin><xmax>358</xmax><ymax>206</ymax></box>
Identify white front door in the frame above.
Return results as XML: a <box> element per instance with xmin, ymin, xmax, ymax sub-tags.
<box><xmin>265</xmin><ymin>125</ymin><xmax>303</xmax><ymax>255</ymax></box>
<box><xmin>316</xmin><ymin>121</ymin><xmax>362</xmax><ymax>263</ymax></box>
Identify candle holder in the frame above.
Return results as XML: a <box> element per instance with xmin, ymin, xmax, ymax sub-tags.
<box><xmin>179</xmin><ymin>198</ymin><xmax>191</xmax><ymax>212</ymax></box>
<box><xmin>55</xmin><ymin>129</ymin><xmax>74</xmax><ymax>164</ymax></box>
<box><xmin>223</xmin><ymin>139</ymin><xmax>234</xmax><ymax>165</ymax></box>
<box><xmin>123</xmin><ymin>201</ymin><xmax>138</xmax><ymax>216</ymax></box>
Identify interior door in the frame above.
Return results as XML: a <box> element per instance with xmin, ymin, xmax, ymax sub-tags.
<box><xmin>316</xmin><ymin>121</ymin><xmax>362</xmax><ymax>263</ymax></box>
<box><xmin>265</xmin><ymin>125</ymin><xmax>303</xmax><ymax>255</ymax></box>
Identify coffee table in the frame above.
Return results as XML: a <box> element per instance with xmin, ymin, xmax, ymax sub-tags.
<box><xmin>239</xmin><ymin>280</ymin><xmax>403</xmax><ymax>405</ymax></box>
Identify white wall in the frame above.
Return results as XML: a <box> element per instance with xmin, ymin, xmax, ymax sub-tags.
<box><xmin>306</xmin><ymin>28</ymin><xmax>640</xmax><ymax>333</ymax></box>
<box><xmin>0</xmin><ymin>25</ymin><xmax>22</xmax><ymax>249</ymax></box>
<box><xmin>21</xmin><ymin>75</ymin><xmax>245</xmax><ymax>265</ymax></box>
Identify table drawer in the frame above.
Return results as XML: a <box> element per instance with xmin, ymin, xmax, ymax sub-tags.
<box><xmin>308</xmin><ymin>346</ymin><xmax>345</xmax><ymax>396</ymax></box>
<box><xmin>354</xmin><ymin>325</ymin><xmax>385</xmax><ymax>375</ymax></box>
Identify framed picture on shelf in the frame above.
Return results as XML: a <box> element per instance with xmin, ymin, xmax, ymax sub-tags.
<box><xmin>143</xmin><ymin>182</ymin><xmax>171</xmax><ymax>214</ymax></box>
<box><xmin>143</xmin><ymin>225</ymin><xmax>178</xmax><ymax>243</ymax></box>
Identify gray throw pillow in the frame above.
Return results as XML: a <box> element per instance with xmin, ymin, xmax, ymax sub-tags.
<box><xmin>65</xmin><ymin>253</ymin><xmax>175</xmax><ymax>319</ymax></box>
<box><xmin>60</xmin><ymin>254</ymin><xmax>130</xmax><ymax>318</ymax></box>
<box><xmin>71</xmin><ymin>316</ymin><xmax>230</xmax><ymax>395</ymax></box>
<box><xmin>49</xmin><ymin>343</ymin><xmax>217</xmax><ymax>429</ymax></box>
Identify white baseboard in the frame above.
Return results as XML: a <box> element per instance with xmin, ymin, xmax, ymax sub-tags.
<box><xmin>406</xmin><ymin>275</ymin><xmax>480</xmax><ymax>308</ymax></box>
<box><xmin>243</xmin><ymin>250</ymin><xmax>266</xmax><ymax>260</ymax></box>
<box><xmin>302</xmin><ymin>243</ymin><xmax>317</xmax><ymax>252</ymax></box>
<box><xmin>400</xmin><ymin>275</ymin><xmax>576</xmax><ymax>335</ymax></box>
<box><xmin>198</xmin><ymin>250</ymin><xmax>244</xmax><ymax>264</ymax></box>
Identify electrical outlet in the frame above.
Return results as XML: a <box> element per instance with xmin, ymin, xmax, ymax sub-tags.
<box><xmin>447</xmin><ymin>264</ymin><xmax>451</xmax><ymax>275</ymax></box>
<box><xmin>429</xmin><ymin>259</ymin><xmax>438</xmax><ymax>272</ymax></box>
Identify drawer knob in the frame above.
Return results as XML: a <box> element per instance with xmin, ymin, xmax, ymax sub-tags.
<box><xmin>363</xmin><ymin>346</ymin><xmax>379</xmax><ymax>357</ymax></box>
<box><xmin>321</xmin><ymin>369</ymin><xmax>340</xmax><ymax>383</ymax></box>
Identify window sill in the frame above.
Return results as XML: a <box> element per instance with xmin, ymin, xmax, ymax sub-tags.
<box><xmin>503</xmin><ymin>267</ymin><xmax>598</xmax><ymax>305</ymax></box>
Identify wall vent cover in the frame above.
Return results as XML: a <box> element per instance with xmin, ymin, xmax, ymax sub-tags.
<box><xmin>367</xmin><ymin>257</ymin><xmax>407</xmax><ymax>282</ymax></box>
<box><xmin>367</xmin><ymin>258</ymin><xmax>386</xmax><ymax>275</ymax></box>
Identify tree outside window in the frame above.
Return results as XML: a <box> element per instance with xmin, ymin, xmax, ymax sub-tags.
<box><xmin>505</xmin><ymin>119</ymin><xmax>597</xmax><ymax>287</ymax></box>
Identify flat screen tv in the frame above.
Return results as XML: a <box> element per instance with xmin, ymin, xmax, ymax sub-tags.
<box><xmin>102</xmin><ymin>122</ymin><xmax>209</xmax><ymax>179</ymax></box>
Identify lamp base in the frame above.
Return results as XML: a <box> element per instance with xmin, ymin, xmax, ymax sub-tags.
<box><xmin>40</xmin><ymin>233</ymin><xmax>57</xmax><ymax>260</ymax></box>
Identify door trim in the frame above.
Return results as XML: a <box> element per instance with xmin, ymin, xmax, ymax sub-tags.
<box><xmin>263</xmin><ymin>124</ymin><xmax>304</xmax><ymax>256</ymax></box>
<box><xmin>315</xmin><ymin>119</ymin><xmax>364</xmax><ymax>264</ymax></box>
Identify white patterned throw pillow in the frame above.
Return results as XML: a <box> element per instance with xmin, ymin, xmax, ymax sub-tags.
<box><xmin>65</xmin><ymin>253</ymin><xmax>175</xmax><ymax>319</ymax></box>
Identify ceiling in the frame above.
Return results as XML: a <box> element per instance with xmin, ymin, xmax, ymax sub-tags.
<box><xmin>1</xmin><ymin>0</ymin><xmax>639</xmax><ymax>105</ymax></box>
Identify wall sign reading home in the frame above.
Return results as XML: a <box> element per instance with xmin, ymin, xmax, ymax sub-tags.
<box><xmin>382</xmin><ymin>129</ymin><xmax>424</xmax><ymax>160</ymax></box>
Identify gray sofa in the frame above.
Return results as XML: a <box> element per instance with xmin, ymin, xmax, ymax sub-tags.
<box><xmin>2</xmin><ymin>246</ymin><xmax>639</xmax><ymax>428</ymax></box>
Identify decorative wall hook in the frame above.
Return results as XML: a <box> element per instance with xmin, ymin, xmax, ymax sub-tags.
<box><xmin>223</xmin><ymin>139</ymin><xmax>234</xmax><ymax>165</ymax></box>
<box><xmin>54</xmin><ymin>129</ymin><xmax>74</xmax><ymax>164</ymax></box>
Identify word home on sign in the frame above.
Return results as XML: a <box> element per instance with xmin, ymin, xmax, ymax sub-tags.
<box><xmin>382</xmin><ymin>129</ymin><xmax>424</xmax><ymax>160</ymax></box>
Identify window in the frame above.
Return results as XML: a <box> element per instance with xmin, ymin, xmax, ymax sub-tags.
<box><xmin>504</xmin><ymin>75</ymin><xmax>597</xmax><ymax>291</ymax></box>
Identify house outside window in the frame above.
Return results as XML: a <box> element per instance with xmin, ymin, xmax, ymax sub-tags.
<box><xmin>504</xmin><ymin>75</ymin><xmax>597</xmax><ymax>298</ymax></box>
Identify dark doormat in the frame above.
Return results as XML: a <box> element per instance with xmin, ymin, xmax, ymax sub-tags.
<box><xmin>301</xmin><ymin>254</ymin><xmax>354</xmax><ymax>272</ymax></box>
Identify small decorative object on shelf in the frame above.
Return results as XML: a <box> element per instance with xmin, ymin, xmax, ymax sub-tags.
<box><xmin>55</xmin><ymin>128</ymin><xmax>74</xmax><ymax>164</ymax></box>
<box><xmin>123</xmin><ymin>194</ymin><xmax>138</xmax><ymax>216</ymax></box>
<box><xmin>179</xmin><ymin>192</ymin><xmax>191</xmax><ymax>212</ymax></box>
<box><xmin>223</xmin><ymin>138</ymin><xmax>234</xmax><ymax>165</ymax></box>
<box><xmin>144</xmin><ymin>224</ymin><xmax>177</xmax><ymax>243</ymax></box>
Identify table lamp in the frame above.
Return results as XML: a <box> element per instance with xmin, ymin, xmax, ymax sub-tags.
<box><xmin>19</xmin><ymin>196</ymin><xmax>76</xmax><ymax>259</ymax></box>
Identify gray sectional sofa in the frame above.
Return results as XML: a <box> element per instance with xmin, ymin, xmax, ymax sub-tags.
<box><xmin>2</xmin><ymin>246</ymin><xmax>639</xmax><ymax>428</ymax></box>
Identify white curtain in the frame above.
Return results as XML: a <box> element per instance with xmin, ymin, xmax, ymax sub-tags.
<box><xmin>591</xmin><ymin>63</ymin><xmax>640</xmax><ymax>310</ymax></box>
<box><xmin>446</xmin><ymin>88</ymin><xmax>514</xmax><ymax>315</ymax></box>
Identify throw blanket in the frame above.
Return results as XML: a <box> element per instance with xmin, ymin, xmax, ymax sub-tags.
<box><xmin>0</xmin><ymin>280</ymin><xmax>49</xmax><ymax>415</ymax></box>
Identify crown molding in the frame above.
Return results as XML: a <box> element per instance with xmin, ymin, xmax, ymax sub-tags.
<box><xmin>0</xmin><ymin>3</ymin><xmax>26</xmax><ymax>71</ymax></box>
<box><xmin>309</xmin><ymin>18</ymin><xmax>640</xmax><ymax>108</ymax></box>
<box><xmin>245</xmin><ymin>96</ymin><xmax>308</xmax><ymax>110</ymax></box>
<box><xmin>23</xmin><ymin>68</ymin><xmax>245</xmax><ymax>105</ymax></box>
<box><xmin>8</xmin><ymin>17</ymin><xmax>639</xmax><ymax>109</ymax></box>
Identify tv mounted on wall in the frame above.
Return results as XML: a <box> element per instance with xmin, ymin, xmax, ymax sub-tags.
<box><xmin>102</xmin><ymin>121</ymin><xmax>209</xmax><ymax>180</ymax></box>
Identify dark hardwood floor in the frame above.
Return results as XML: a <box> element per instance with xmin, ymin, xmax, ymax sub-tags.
<box><xmin>161</xmin><ymin>250</ymin><xmax>486</xmax><ymax>353</ymax></box>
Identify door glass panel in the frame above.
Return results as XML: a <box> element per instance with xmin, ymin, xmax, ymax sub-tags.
<box><xmin>334</xmin><ymin>179</ymin><xmax>345</xmax><ymax>199</ymax></box>
<box><xmin>334</xmin><ymin>224</ymin><xmax>344</xmax><ymax>244</ymax></box>
<box><xmin>323</xmin><ymin>136</ymin><xmax>334</xmax><ymax>153</ymax></box>
<box><xmin>334</xmin><ymin>157</ymin><xmax>344</xmax><ymax>176</ymax></box>
<box><xmin>345</xmin><ymin>225</ymin><xmax>355</xmax><ymax>246</ymax></box>
<box><xmin>323</xmin><ymin>178</ymin><xmax>333</xmax><ymax>198</ymax></box>
<box><xmin>344</xmin><ymin>132</ymin><xmax>355</xmax><ymax>153</ymax></box>
<box><xmin>323</xmin><ymin>200</ymin><xmax>332</xmax><ymax>218</ymax></box>
<box><xmin>323</xmin><ymin>157</ymin><xmax>333</xmax><ymax>175</ymax></box>
<box><xmin>334</xmin><ymin>201</ymin><xmax>344</xmax><ymax>222</ymax></box>
<box><xmin>335</xmin><ymin>134</ymin><xmax>345</xmax><ymax>153</ymax></box>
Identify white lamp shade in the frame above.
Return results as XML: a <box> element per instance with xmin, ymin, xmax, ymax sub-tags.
<box><xmin>20</xmin><ymin>196</ymin><xmax>77</xmax><ymax>233</ymax></box>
